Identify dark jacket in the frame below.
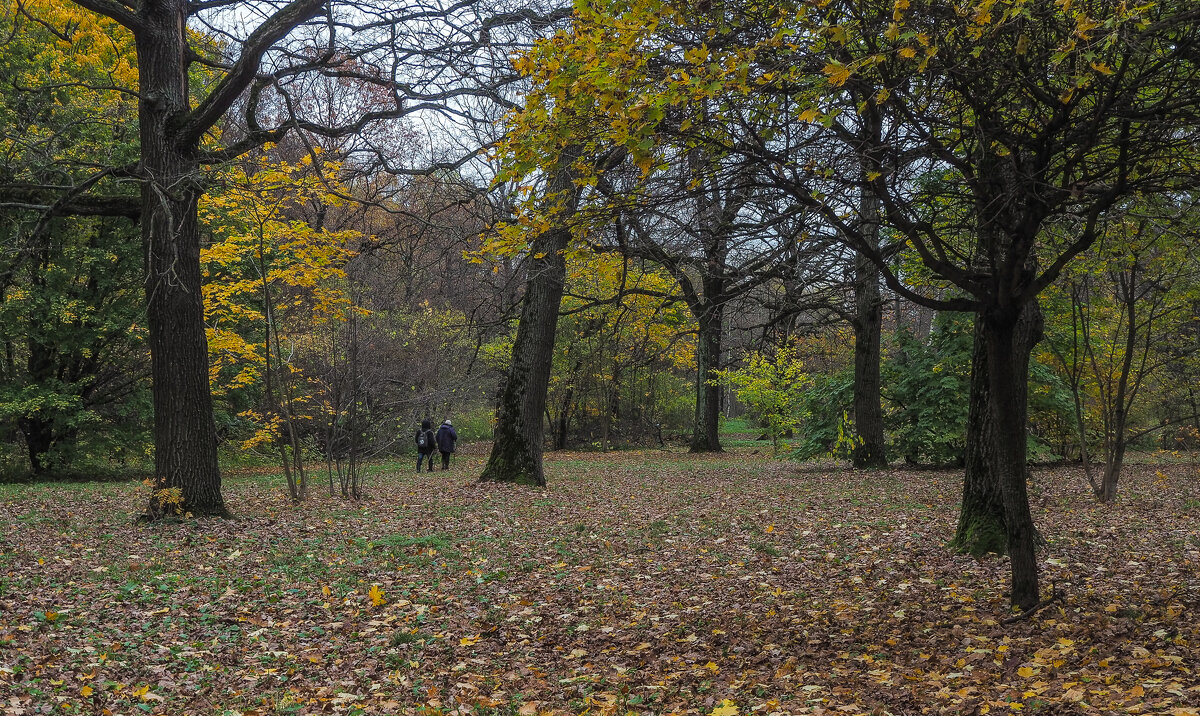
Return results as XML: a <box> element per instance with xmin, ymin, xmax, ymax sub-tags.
<box><xmin>435</xmin><ymin>422</ymin><xmax>457</xmax><ymax>453</ymax></box>
<box><xmin>416</xmin><ymin>419</ymin><xmax>435</xmax><ymax>452</ymax></box>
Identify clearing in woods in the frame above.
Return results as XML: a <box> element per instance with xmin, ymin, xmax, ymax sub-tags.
<box><xmin>1</xmin><ymin>448</ymin><xmax>1197</xmax><ymax>714</ymax></box>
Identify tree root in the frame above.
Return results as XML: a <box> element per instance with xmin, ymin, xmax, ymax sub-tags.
<box><xmin>1003</xmin><ymin>583</ymin><xmax>1063</xmax><ymax>625</ymax></box>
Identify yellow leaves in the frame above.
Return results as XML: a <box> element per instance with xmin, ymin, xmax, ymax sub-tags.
<box><xmin>711</xmin><ymin>700</ymin><xmax>739</xmax><ymax>716</ymax></box>
<box><xmin>822</xmin><ymin>62</ymin><xmax>851</xmax><ymax>87</ymax></box>
<box><xmin>799</xmin><ymin>107</ymin><xmax>822</xmax><ymax>123</ymax></box>
<box><xmin>898</xmin><ymin>47</ymin><xmax>917</xmax><ymax>58</ymax></box>
<box><xmin>368</xmin><ymin>584</ymin><xmax>386</xmax><ymax>607</ymax></box>
<box><xmin>1129</xmin><ymin>684</ymin><xmax>1145</xmax><ymax>699</ymax></box>
<box><xmin>1091</xmin><ymin>61</ymin><xmax>1114</xmax><ymax>75</ymax></box>
<box><xmin>1018</xmin><ymin>666</ymin><xmax>1035</xmax><ymax>678</ymax></box>
<box><xmin>1074</xmin><ymin>13</ymin><xmax>1099</xmax><ymax>39</ymax></box>
<box><xmin>80</xmin><ymin>685</ymin><xmax>93</xmax><ymax>697</ymax></box>
<box><xmin>460</xmin><ymin>634</ymin><xmax>481</xmax><ymax>646</ymax></box>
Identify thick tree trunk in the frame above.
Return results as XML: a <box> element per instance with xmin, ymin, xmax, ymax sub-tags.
<box><xmin>480</xmin><ymin>230</ymin><xmax>569</xmax><ymax>485</ymax></box>
<box><xmin>138</xmin><ymin>5</ymin><xmax>225</xmax><ymax>518</ymax></box>
<box><xmin>951</xmin><ymin>315</ymin><xmax>1007</xmax><ymax>556</ymax></box>
<box><xmin>481</xmin><ymin>159</ymin><xmax>579</xmax><ymax>486</ymax></box>
<box><xmin>851</xmin><ymin>183</ymin><xmax>886</xmax><ymax>467</ymax></box>
<box><xmin>690</xmin><ymin>300</ymin><xmax>723</xmax><ymax>453</ymax></box>
<box><xmin>20</xmin><ymin>416</ymin><xmax>54</xmax><ymax>475</ymax></box>
<box><xmin>850</xmin><ymin>109</ymin><xmax>887</xmax><ymax>467</ymax></box>
<box><xmin>20</xmin><ymin>335</ymin><xmax>56</xmax><ymax>474</ymax></box>
<box><xmin>953</xmin><ymin>302</ymin><xmax>1043</xmax><ymax>565</ymax></box>
<box><xmin>982</xmin><ymin>305</ymin><xmax>1043</xmax><ymax>610</ymax></box>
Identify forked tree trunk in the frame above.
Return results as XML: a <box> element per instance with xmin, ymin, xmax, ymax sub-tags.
<box><xmin>481</xmin><ymin>159</ymin><xmax>579</xmax><ymax>486</ymax></box>
<box><xmin>690</xmin><ymin>300</ymin><xmax>723</xmax><ymax>453</ymax></box>
<box><xmin>138</xmin><ymin>7</ymin><xmax>225</xmax><ymax>518</ymax></box>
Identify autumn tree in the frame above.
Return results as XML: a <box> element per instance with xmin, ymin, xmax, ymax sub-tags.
<box><xmin>1043</xmin><ymin>200</ymin><xmax>1200</xmax><ymax>501</ymax></box>
<box><xmin>0</xmin><ymin>0</ymin><xmax>569</xmax><ymax>514</ymax></box>
<box><xmin>496</xmin><ymin>0</ymin><xmax>1200</xmax><ymax>608</ymax></box>
<box><xmin>0</xmin><ymin>0</ymin><xmax>148</xmax><ymax>475</ymax></box>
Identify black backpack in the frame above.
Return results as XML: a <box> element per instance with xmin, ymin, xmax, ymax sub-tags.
<box><xmin>416</xmin><ymin>429</ymin><xmax>431</xmax><ymax>450</ymax></box>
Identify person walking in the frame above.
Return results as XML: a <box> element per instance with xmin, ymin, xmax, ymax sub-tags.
<box><xmin>415</xmin><ymin>418</ymin><xmax>436</xmax><ymax>472</ymax></box>
<box><xmin>435</xmin><ymin>419</ymin><xmax>458</xmax><ymax>470</ymax></box>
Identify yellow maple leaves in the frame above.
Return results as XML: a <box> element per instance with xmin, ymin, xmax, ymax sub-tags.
<box><xmin>822</xmin><ymin>62</ymin><xmax>852</xmax><ymax>86</ymax></box>
<box><xmin>368</xmin><ymin>584</ymin><xmax>386</xmax><ymax>606</ymax></box>
<box><xmin>200</xmin><ymin>152</ymin><xmax>362</xmax><ymax>448</ymax></box>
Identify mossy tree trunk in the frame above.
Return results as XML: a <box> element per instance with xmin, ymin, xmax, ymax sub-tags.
<box><xmin>952</xmin><ymin>302</ymin><xmax>1043</xmax><ymax>557</ymax></box>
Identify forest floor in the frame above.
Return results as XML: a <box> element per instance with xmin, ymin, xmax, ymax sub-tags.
<box><xmin>1</xmin><ymin>447</ymin><xmax>1198</xmax><ymax>716</ymax></box>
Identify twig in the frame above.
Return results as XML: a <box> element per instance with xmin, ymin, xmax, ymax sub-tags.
<box><xmin>1003</xmin><ymin>584</ymin><xmax>1063</xmax><ymax>625</ymax></box>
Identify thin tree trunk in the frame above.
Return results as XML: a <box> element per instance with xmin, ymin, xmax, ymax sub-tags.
<box><xmin>1098</xmin><ymin>266</ymin><xmax>1141</xmax><ymax>502</ymax></box>
<box><xmin>139</xmin><ymin>7</ymin><xmax>225</xmax><ymax>518</ymax></box>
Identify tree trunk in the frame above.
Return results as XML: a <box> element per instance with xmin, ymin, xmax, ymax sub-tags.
<box><xmin>951</xmin><ymin>314</ymin><xmax>1007</xmax><ymax>556</ymax></box>
<box><xmin>481</xmin><ymin>159</ymin><xmax>579</xmax><ymax>486</ymax></box>
<box><xmin>138</xmin><ymin>5</ymin><xmax>225</xmax><ymax>518</ymax></box>
<box><xmin>953</xmin><ymin>302</ymin><xmax>1043</xmax><ymax>566</ymax></box>
<box><xmin>851</xmin><ymin>184</ymin><xmax>886</xmax><ymax>468</ymax></box>
<box><xmin>689</xmin><ymin>300</ymin><xmax>723</xmax><ymax>453</ymax></box>
<box><xmin>982</xmin><ymin>305</ymin><xmax>1043</xmax><ymax>610</ymax></box>
<box><xmin>20</xmin><ymin>415</ymin><xmax>54</xmax><ymax>475</ymax></box>
<box><xmin>1098</xmin><ymin>267</ymin><xmax>1140</xmax><ymax>503</ymax></box>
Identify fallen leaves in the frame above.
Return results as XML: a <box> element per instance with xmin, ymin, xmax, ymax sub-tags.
<box><xmin>0</xmin><ymin>450</ymin><xmax>1196</xmax><ymax>714</ymax></box>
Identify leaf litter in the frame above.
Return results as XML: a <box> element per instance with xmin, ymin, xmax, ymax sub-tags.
<box><xmin>0</xmin><ymin>449</ymin><xmax>1197</xmax><ymax>715</ymax></box>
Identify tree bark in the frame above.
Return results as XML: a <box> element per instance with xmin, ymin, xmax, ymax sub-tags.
<box><xmin>481</xmin><ymin>158</ymin><xmax>580</xmax><ymax>486</ymax></box>
<box><xmin>138</xmin><ymin>4</ymin><xmax>225</xmax><ymax>517</ymax></box>
<box><xmin>851</xmin><ymin>182</ymin><xmax>886</xmax><ymax>468</ymax></box>
<box><xmin>952</xmin><ymin>315</ymin><xmax>1007</xmax><ymax>556</ymax></box>
<box><xmin>689</xmin><ymin>297</ymin><xmax>724</xmax><ymax>453</ymax></box>
<box><xmin>952</xmin><ymin>301</ymin><xmax>1043</xmax><ymax>567</ymax></box>
<box><xmin>981</xmin><ymin>306</ymin><xmax>1041</xmax><ymax>610</ymax></box>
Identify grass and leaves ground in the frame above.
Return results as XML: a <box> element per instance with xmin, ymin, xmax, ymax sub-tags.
<box><xmin>1</xmin><ymin>446</ymin><xmax>1198</xmax><ymax>715</ymax></box>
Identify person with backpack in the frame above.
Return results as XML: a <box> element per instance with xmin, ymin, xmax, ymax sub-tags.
<box><xmin>435</xmin><ymin>419</ymin><xmax>457</xmax><ymax>470</ymax></box>
<box><xmin>415</xmin><ymin>418</ymin><xmax>436</xmax><ymax>472</ymax></box>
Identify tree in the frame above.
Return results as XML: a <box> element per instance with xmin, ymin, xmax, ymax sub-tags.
<box><xmin>0</xmin><ymin>0</ymin><xmax>148</xmax><ymax>476</ymax></box>
<box><xmin>1</xmin><ymin>0</ymin><xmax>562</xmax><ymax>515</ymax></box>
<box><xmin>494</xmin><ymin>0</ymin><xmax>1200</xmax><ymax>608</ymax></box>
<box><xmin>480</xmin><ymin>152</ymin><xmax>582</xmax><ymax>486</ymax></box>
<box><xmin>1044</xmin><ymin>201</ymin><xmax>1200</xmax><ymax>501</ymax></box>
<box><xmin>201</xmin><ymin>154</ymin><xmax>360</xmax><ymax>501</ymax></box>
